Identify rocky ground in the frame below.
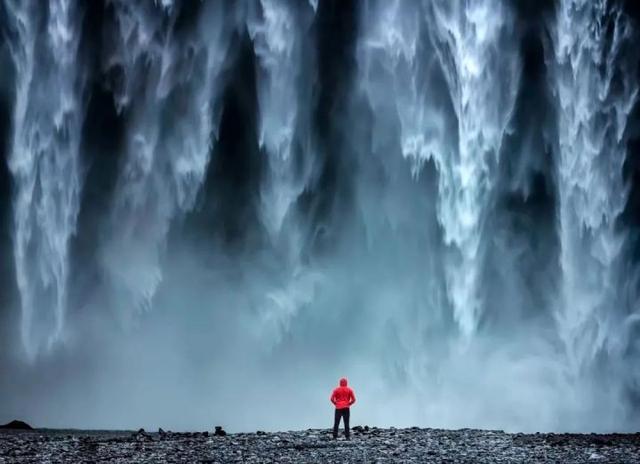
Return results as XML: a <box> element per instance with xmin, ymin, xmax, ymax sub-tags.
<box><xmin>1</xmin><ymin>425</ymin><xmax>640</xmax><ymax>463</ymax></box>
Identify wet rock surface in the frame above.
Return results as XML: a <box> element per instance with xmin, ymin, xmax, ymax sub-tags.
<box><xmin>1</xmin><ymin>426</ymin><xmax>639</xmax><ymax>463</ymax></box>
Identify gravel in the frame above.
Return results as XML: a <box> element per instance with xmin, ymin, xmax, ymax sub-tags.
<box><xmin>1</xmin><ymin>426</ymin><xmax>639</xmax><ymax>463</ymax></box>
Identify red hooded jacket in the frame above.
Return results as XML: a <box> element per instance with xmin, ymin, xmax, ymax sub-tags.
<box><xmin>330</xmin><ymin>378</ymin><xmax>356</xmax><ymax>410</ymax></box>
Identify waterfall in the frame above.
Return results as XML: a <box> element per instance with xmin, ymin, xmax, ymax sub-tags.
<box><xmin>549</xmin><ymin>0</ymin><xmax>639</xmax><ymax>371</ymax></box>
<box><xmin>424</xmin><ymin>0</ymin><xmax>521</xmax><ymax>336</ymax></box>
<box><xmin>358</xmin><ymin>0</ymin><xmax>521</xmax><ymax>335</ymax></box>
<box><xmin>5</xmin><ymin>0</ymin><xmax>87</xmax><ymax>358</ymax></box>
<box><xmin>2</xmin><ymin>0</ymin><xmax>640</xmax><ymax>432</ymax></box>
<box><xmin>100</xmin><ymin>0</ymin><xmax>236</xmax><ymax>312</ymax></box>
<box><xmin>246</xmin><ymin>0</ymin><xmax>319</xmax><ymax>342</ymax></box>
<box><xmin>247</xmin><ymin>0</ymin><xmax>315</xmax><ymax>240</ymax></box>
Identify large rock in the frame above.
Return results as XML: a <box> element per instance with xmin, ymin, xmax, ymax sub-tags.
<box><xmin>0</xmin><ymin>420</ymin><xmax>33</xmax><ymax>430</ymax></box>
<box><xmin>131</xmin><ymin>428</ymin><xmax>153</xmax><ymax>442</ymax></box>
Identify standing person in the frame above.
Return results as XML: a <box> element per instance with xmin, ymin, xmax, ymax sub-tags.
<box><xmin>330</xmin><ymin>377</ymin><xmax>356</xmax><ymax>439</ymax></box>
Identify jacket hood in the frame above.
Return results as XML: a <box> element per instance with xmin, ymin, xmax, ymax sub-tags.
<box><xmin>339</xmin><ymin>377</ymin><xmax>347</xmax><ymax>387</ymax></box>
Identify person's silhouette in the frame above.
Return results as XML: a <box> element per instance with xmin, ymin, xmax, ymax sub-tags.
<box><xmin>330</xmin><ymin>377</ymin><xmax>356</xmax><ymax>439</ymax></box>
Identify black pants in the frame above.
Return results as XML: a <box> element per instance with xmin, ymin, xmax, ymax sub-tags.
<box><xmin>333</xmin><ymin>408</ymin><xmax>350</xmax><ymax>438</ymax></box>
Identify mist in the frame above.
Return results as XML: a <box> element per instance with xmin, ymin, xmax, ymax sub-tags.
<box><xmin>1</xmin><ymin>0</ymin><xmax>640</xmax><ymax>433</ymax></box>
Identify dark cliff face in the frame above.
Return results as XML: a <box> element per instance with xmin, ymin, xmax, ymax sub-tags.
<box><xmin>184</xmin><ymin>29</ymin><xmax>263</xmax><ymax>252</ymax></box>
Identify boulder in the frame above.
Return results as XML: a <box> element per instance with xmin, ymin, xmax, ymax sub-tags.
<box><xmin>131</xmin><ymin>428</ymin><xmax>153</xmax><ymax>441</ymax></box>
<box><xmin>0</xmin><ymin>420</ymin><xmax>33</xmax><ymax>430</ymax></box>
<box><xmin>214</xmin><ymin>426</ymin><xmax>227</xmax><ymax>436</ymax></box>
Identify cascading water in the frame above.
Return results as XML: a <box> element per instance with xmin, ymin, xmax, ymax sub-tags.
<box><xmin>424</xmin><ymin>0</ymin><xmax>521</xmax><ymax>336</ymax></box>
<box><xmin>248</xmin><ymin>0</ymin><xmax>305</xmax><ymax>238</ymax></box>
<box><xmin>358</xmin><ymin>0</ymin><xmax>521</xmax><ymax>336</ymax></box>
<box><xmin>549</xmin><ymin>0</ymin><xmax>639</xmax><ymax>374</ymax></box>
<box><xmin>1</xmin><ymin>0</ymin><xmax>639</xmax><ymax>433</ymax></box>
<box><xmin>4</xmin><ymin>0</ymin><xmax>87</xmax><ymax>358</ymax></box>
<box><xmin>246</xmin><ymin>0</ymin><xmax>319</xmax><ymax>339</ymax></box>
<box><xmin>100</xmin><ymin>0</ymin><xmax>236</xmax><ymax>313</ymax></box>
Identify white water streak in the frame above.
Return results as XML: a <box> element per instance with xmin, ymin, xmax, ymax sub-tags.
<box><xmin>102</xmin><ymin>1</ymin><xmax>235</xmax><ymax>312</ymax></box>
<box><xmin>6</xmin><ymin>0</ymin><xmax>87</xmax><ymax>357</ymax></box>
<box><xmin>550</xmin><ymin>0</ymin><xmax>639</xmax><ymax>370</ymax></box>
<box><xmin>359</xmin><ymin>0</ymin><xmax>521</xmax><ymax>335</ymax></box>
<box><xmin>248</xmin><ymin>0</ymin><xmax>315</xmax><ymax>239</ymax></box>
<box><xmin>247</xmin><ymin>0</ymin><xmax>319</xmax><ymax>339</ymax></box>
<box><xmin>424</xmin><ymin>0</ymin><xmax>521</xmax><ymax>336</ymax></box>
